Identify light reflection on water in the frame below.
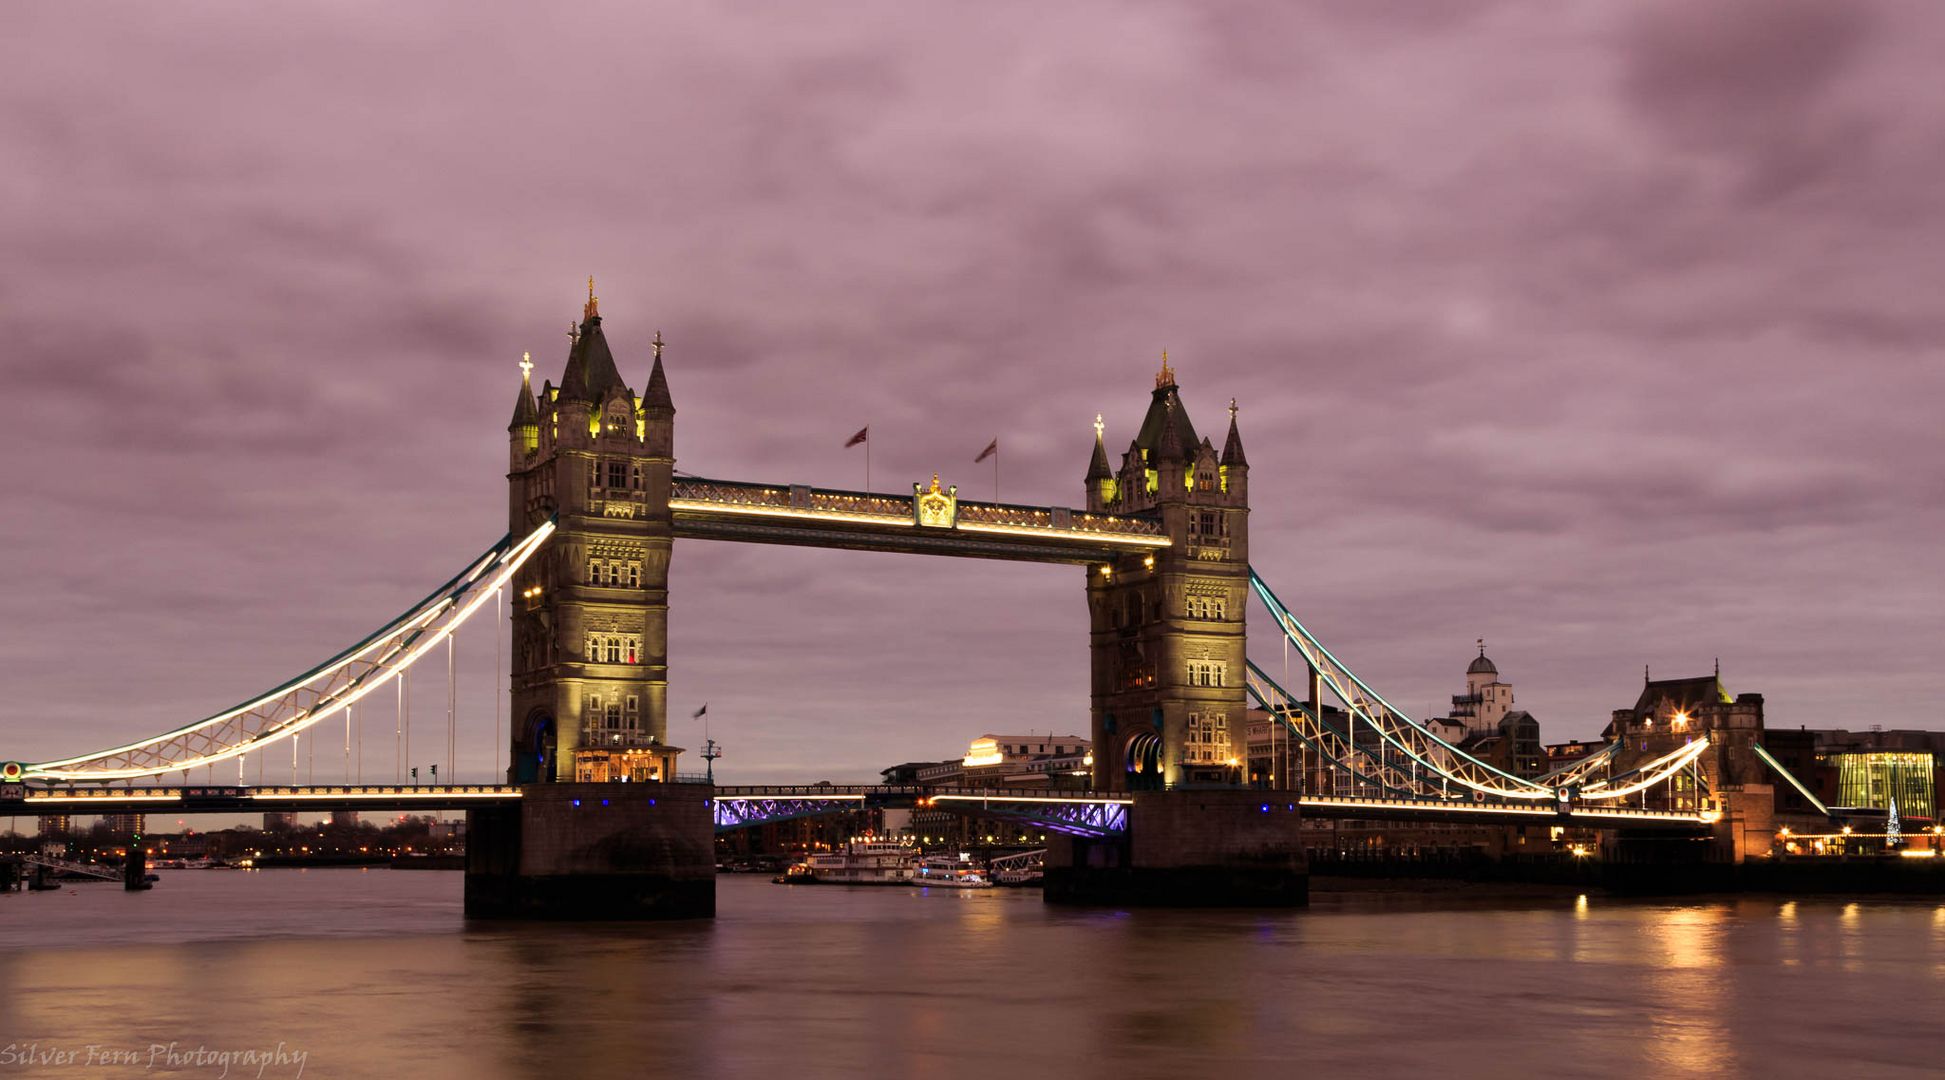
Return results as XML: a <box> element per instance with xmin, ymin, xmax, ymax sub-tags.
<box><xmin>2</xmin><ymin>871</ymin><xmax>1944</xmax><ymax>1079</ymax></box>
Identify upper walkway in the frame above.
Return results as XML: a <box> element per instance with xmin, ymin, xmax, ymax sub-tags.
<box><xmin>668</xmin><ymin>477</ymin><xmax>1169</xmax><ymax>564</ymax></box>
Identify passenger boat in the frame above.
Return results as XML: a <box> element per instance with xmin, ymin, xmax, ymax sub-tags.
<box><xmin>773</xmin><ymin>838</ymin><xmax>917</xmax><ymax>886</ymax></box>
<box><xmin>914</xmin><ymin>854</ymin><xmax>994</xmax><ymax>889</ymax></box>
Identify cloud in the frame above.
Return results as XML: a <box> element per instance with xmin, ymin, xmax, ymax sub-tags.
<box><xmin>1</xmin><ymin>2</ymin><xmax>1942</xmax><ymax>784</ymax></box>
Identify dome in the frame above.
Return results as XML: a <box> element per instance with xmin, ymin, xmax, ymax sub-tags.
<box><xmin>1467</xmin><ymin>650</ymin><xmax>1497</xmax><ymax>677</ymax></box>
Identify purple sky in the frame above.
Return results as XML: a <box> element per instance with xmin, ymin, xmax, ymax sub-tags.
<box><xmin>4</xmin><ymin>2</ymin><xmax>1942</xmax><ymax>788</ymax></box>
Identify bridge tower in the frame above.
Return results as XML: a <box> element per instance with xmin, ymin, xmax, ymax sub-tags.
<box><xmin>1084</xmin><ymin>354</ymin><xmax>1249</xmax><ymax>791</ymax></box>
<box><xmin>504</xmin><ymin>283</ymin><xmax>679</xmax><ymax>783</ymax></box>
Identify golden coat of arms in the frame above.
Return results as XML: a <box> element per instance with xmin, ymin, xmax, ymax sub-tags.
<box><xmin>914</xmin><ymin>473</ymin><xmax>958</xmax><ymax>528</ymax></box>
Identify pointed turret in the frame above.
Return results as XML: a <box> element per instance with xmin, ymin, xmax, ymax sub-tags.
<box><xmin>1084</xmin><ymin>414</ymin><xmax>1115</xmax><ymax>512</ymax></box>
<box><xmin>1221</xmin><ymin>397</ymin><xmax>1247</xmax><ymax>467</ymax></box>
<box><xmin>643</xmin><ymin>330</ymin><xmax>674</xmax><ymax>413</ymax></box>
<box><xmin>508</xmin><ymin>352</ymin><xmax>541</xmax><ymax>467</ymax></box>
<box><xmin>1086</xmin><ymin>414</ymin><xmax>1112</xmax><ymax>482</ymax></box>
<box><xmin>642</xmin><ymin>330</ymin><xmax>675</xmax><ymax>460</ymax></box>
<box><xmin>508</xmin><ymin>352</ymin><xmax>539</xmax><ymax>432</ymax></box>
<box><xmin>578</xmin><ymin>318</ymin><xmax>625</xmax><ymax>400</ymax></box>
<box><xmin>1155</xmin><ymin>398</ymin><xmax>1190</xmax><ymax>463</ymax></box>
<box><xmin>1132</xmin><ymin>350</ymin><xmax>1200</xmax><ymax>462</ymax></box>
<box><xmin>559</xmin><ymin>335</ymin><xmax>589</xmax><ymax>402</ymax></box>
<box><xmin>560</xmin><ymin>278</ymin><xmax>628</xmax><ymax>402</ymax></box>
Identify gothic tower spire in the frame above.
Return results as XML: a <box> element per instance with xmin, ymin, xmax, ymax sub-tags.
<box><xmin>1221</xmin><ymin>398</ymin><xmax>1247</xmax><ymax>467</ymax></box>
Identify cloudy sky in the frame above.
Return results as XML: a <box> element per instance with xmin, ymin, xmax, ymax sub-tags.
<box><xmin>3</xmin><ymin>1</ymin><xmax>1942</xmax><ymax>788</ymax></box>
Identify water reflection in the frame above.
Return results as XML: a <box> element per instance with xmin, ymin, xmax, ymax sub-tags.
<box><xmin>1637</xmin><ymin>905</ymin><xmax>1734</xmax><ymax>1075</ymax></box>
<box><xmin>3</xmin><ymin>873</ymin><xmax>1945</xmax><ymax>1078</ymax></box>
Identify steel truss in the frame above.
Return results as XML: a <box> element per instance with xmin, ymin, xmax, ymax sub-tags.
<box><xmin>713</xmin><ymin>796</ymin><xmax>865</xmax><ymax>831</ymax></box>
<box><xmin>710</xmin><ymin>788</ymin><xmax>1131</xmax><ymax>838</ymax></box>
<box><xmin>926</xmin><ymin>794</ymin><xmax>1129</xmax><ymax>838</ymax></box>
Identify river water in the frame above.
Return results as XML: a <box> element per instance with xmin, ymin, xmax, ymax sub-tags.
<box><xmin>1</xmin><ymin>870</ymin><xmax>1941</xmax><ymax>1079</ymax></box>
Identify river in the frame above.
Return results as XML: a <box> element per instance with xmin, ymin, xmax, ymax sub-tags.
<box><xmin>1</xmin><ymin>870</ymin><xmax>1941</xmax><ymax>1078</ymax></box>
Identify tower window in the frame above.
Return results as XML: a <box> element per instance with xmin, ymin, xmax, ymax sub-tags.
<box><xmin>625</xmin><ymin>695</ymin><xmax>640</xmax><ymax>728</ymax></box>
<box><xmin>626</xmin><ymin>563</ymin><xmax>641</xmax><ymax>587</ymax></box>
<box><xmin>607</xmin><ymin>462</ymin><xmax>627</xmax><ymax>489</ymax></box>
<box><xmin>1188</xmin><ymin>595</ymin><xmax>1227</xmax><ymax>620</ymax></box>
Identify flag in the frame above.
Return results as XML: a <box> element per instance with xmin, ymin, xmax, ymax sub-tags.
<box><xmin>692</xmin><ymin>704</ymin><xmax>708</xmax><ymax>719</ymax></box>
<box><xmin>974</xmin><ymin>438</ymin><xmax>998</xmax><ymax>463</ymax></box>
<box><xmin>844</xmin><ymin>427</ymin><xmax>868</xmax><ymax>448</ymax></box>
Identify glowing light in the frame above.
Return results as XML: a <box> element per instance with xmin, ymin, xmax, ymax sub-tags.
<box><xmin>23</xmin><ymin>521</ymin><xmax>555</xmax><ymax>782</ymax></box>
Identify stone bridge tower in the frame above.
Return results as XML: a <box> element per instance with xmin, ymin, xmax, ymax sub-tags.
<box><xmin>1085</xmin><ymin>354</ymin><xmax>1249</xmax><ymax>790</ymax></box>
<box><xmin>504</xmin><ymin>282</ymin><xmax>678</xmax><ymax>783</ymax></box>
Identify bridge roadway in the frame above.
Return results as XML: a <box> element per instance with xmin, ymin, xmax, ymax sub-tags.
<box><xmin>2</xmin><ymin>783</ymin><xmax>1716</xmax><ymax>832</ymax></box>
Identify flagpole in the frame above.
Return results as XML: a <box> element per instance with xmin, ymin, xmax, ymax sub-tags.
<box><xmin>865</xmin><ymin>432</ymin><xmax>871</xmax><ymax>493</ymax></box>
<box><xmin>993</xmin><ymin>444</ymin><xmax>999</xmax><ymax>502</ymax></box>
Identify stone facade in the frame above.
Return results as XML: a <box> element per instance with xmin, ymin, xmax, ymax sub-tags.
<box><xmin>1085</xmin><ymin>356</ymin><xmax>1250</xmax><ymax>790</ymax></box>
<box><xmin>505</xmin><ymin>286</ymin><xmax>678</xmax><ymax>782</ymax></box>
<box><xmin>1608</xmin><ymin>670</ymin><xmax>1765</xmax><ymax>814</ymax></box>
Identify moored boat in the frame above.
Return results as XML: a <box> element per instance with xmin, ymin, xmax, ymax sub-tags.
<box><xmin>773</xmin><ymin>838</ymin><xmax>917</xmax><ymax>886</ymax></box>
<box><xmin>914</xmin><ymin>853</ymin><xmax>994</xmax><ymax>889</ymax></box>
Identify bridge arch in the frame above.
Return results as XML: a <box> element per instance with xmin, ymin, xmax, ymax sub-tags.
<box><xmin>513</xmin><ymin>711</ymin><xmax>557</xmax><ymax>783</ymax></box>
<box><xmin>1124</xmin><ymin>729</ymin><xmax>1162</xmax><ymax>791</ymax></box>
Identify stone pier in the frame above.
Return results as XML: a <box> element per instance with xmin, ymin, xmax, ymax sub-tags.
<box><xmin>464</xmin><ymin>782</ymin><xmax>714</xmax><ymax>920</ymax></box>
<box><xmin>1044</xmin><ymin>790</ymin><xmax>1308</xmax><ymax>907</ymax></box>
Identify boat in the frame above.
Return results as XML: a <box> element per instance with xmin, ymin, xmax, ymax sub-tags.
<box><xmin>773</xmin><ymin>838</ymin><xmax>917</xmax><ymax>886</ymax></box>
<box><xmin>988</xmin><ymin>849</ymin><xmax>1046</xmax><ymax>887</ymax></box>
<box><xmin>914</xmin><ymin>853</ymin><xmax>994</xmax><ymax>889</ymax></box>
<box><xmin>992</xmin><ymin>865</ymin><xmax>1042</xmax><ymax>887</ymax></box>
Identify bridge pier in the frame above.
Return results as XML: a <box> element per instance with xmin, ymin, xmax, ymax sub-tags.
<box><xmin>123</xmin><ymin>845</ymin><xmax>151</xmax><ymax>891</ymax></box>
<box><xmin>1044</xmin><ymin>790</ymin><xmax>1307</xmax><ymax>907</ymax></box>
<box><xmin>464</xmin><ymin>783</ymin><xmax>714</xmax><ymax>920</ymax></box>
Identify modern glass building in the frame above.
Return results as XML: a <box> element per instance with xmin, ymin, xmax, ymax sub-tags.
<box><xmin>1831</xmin><ymin>751</ymin><xmax>1936</xmax><ymax>819</ymax></box>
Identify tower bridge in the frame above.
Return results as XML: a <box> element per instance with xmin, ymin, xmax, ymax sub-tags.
<box><xmin>6</xmin><ymin>284</ymin><xmax>1762</xmax><ymax>916</ymax></box>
